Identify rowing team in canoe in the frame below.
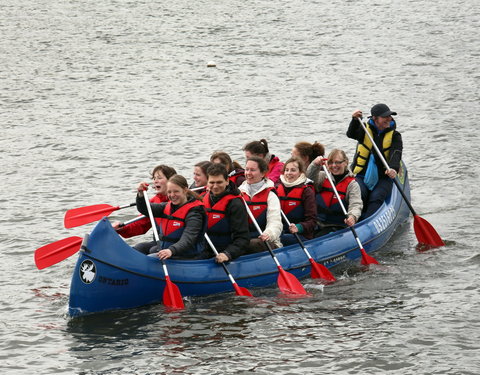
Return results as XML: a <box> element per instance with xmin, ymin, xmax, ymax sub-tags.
<box><xmin>112</xmin><ymin>104</ymin><xmax>403</xmax><ymax>264</ymax></box>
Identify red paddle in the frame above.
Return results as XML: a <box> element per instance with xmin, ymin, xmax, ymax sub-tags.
<box><xmin>242</xmin><ymin>199</ymin><xmax>308</xmax><ymax>296</ymax></box>
<box><xmin>142</xmin><ymin>189</ymin><xmax>184</xmax><ymax>310</ymax></box>
<box><xmin>357</xmin><ymin>118</ymin><xmax>445</xmax><ymax>248</ymax></box>
<box><xmin>63</xmin><ymin>186</ymin><xmax>207</xmax><ymax>229</ymax></box>
<box><xmin>64</xmin><ymin>203</ymin><xmax>136</xmax><ymax>228</ymax></box>
<box><xmin>204</xmin><ymin>234</ymin><xmax>253</xmax><ymax>297</ymax></box>
<box><xmin>321</xmin><ymin>164</ymin><xmax>379</xmax><ymax>266</ymax></box>
<box><xmin>34</xmin><ymin>216</ymin><xmax>147</xmax><ymax>270</ymax></box>
<box><xmin>280</xmin><ymin>211</ymin><xmax>336</xmax><ymax>282</ymax></box>
<box><xmin>35</xmin><ymin>236</ymin><xmax>83</xmax><ymax>270</ymax></box>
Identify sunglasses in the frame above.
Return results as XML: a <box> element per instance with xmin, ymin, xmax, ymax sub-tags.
<box><xmin>327</xmin><ymin>160</ymin><xmax>345</xmax><ymax>166</ymax></box>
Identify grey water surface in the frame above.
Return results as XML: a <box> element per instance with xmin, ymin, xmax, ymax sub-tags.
<box><xmin>1</xmin><ymin>0</ymin><xmax>479</xmax><ymax>374</ymax></box>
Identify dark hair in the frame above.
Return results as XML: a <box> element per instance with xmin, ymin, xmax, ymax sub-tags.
<box><xmin>151</xmin><ymin>165</ymin><xmax>177</xmax><ymax>180</ymax></box>
<box><xmin>293</xmin><ymin>141</ymin><xmax>325</xmax><ymax>163</ymax></box>
<box><xmin>243</xmin><ymin>139</ymin><xmax>269</xmax><ymax>157</ymax></box>
<box><xmin>282</xmin><ymin>157</ymin><xmax>306</xmax><ymax>174</ymax></box>
<box><xmin>194</xmin><ymin>161</ymin><xmax>213</xmax><ymax>176</ymax></box>
<box><xmin>210</xmin><ymin>151</ymin><xmax>234</xmax><ymax>172</ymax></box>
<box><xmin>206</xmin><ymin>163</ymin><xmax>229</xmax><ymax>180</ymax></box>
<box><xmin>168</xmin><ymin>174</ymin><xmax>202</xmax><ymax>201</ymax></box>
<box><xmin>246</xmin><ymin>156</ymin><xmax>269</xmax><ymax>174</ymax></box>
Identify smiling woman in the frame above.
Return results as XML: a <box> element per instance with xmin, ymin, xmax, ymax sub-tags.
<box><xmin>239</xmin><ymin>156</ymin><xmax>283</xmax><ymax>253</ymax></box>
<box><xmin>277</xmin><ymin>157</ymin><xmax>317</xmax><ymax>245</ymax></box>
<box><xmin>135</xmin><ymin>175</ymin><xmax>207</xmax><ymax>260</ymax></box>
<box><xmin>306</xmin><ymin>149</ymin><xmax>363</xmax><ymax>236</ymax></box>
<box><xmin>113</xmin><ymin>165</ymin><xmax>177</xmax><ymax>253</ymax></box>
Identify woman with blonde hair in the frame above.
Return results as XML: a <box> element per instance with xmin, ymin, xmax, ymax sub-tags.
<box><xmin>306</xmin><ymin>149</ymin><xmax>363</xmax><ymax>236</ymax></box>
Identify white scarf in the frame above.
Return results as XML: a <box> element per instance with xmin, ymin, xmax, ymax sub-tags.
<box><xmin>247</xmin><ymin>179</ymin><xmax>267</xmax><ymax>196</ymax></box>
<box><xmin>279</xmin><ymin>173</ymin><xmax>307</xmax><ymax>188</ymax></box>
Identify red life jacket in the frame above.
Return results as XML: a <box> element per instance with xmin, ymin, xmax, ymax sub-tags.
<box><xmin>241</xmin><ymin>188</ymin><xmax>274</xmax><ymax>236</ymax></box>
<box><xmin>316</xmin><ymin>176</ymin><xmax>355</xmax><ymax>225</ymax></box>
<box><xmin>159</xmin><ymin>200</ymin><xmax>205</xmax><ymax>253</ymax></box>
<box><xmin>152</xmin><ymin>194</ymin><xmax>169</xmax><ymax>225</ymax></box>
<box><xmin>203</xmin><ymin>193</ymin><xmax>241</xmax><ymax>248</ymax></box>
<box><xmin>276</xmin><ymin>182</ymin><xmax>313</xmax><ymax>228</ymax></box>
<box><xmin>229</xmin><ymin>170</ymin><xmax>245</xmax><ymax>186</ymax></box>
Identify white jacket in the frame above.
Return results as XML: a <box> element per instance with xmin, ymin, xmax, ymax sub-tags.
<box><xmin>238</xmin><ymin>178</ymin><xmax>283</xmax><ymax>248</ymax></box>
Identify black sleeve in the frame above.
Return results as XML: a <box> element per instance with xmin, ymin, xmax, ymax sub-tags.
<box><xmin>388</xmin><ymin>131</ymin><xmax>403</xmax><ymax>172</ymax></box>
<box><xmin>169</xmin><ymin>207</ymin><xmax>206</xmax><ymax>256</ymax></box>
<box><xmin>221</xmin><ymin>198</ymin><xmax>250</xmax><ymax>260</ymax></box>
<box><xmin>136</xmin><ymin>193</ymin><xmax>166</xmax><ymax>217</ymax></box>
<box><xmin>346</xmin><ymin>118</ymin><xmax>365</xmax><ymax>142</ymax></box>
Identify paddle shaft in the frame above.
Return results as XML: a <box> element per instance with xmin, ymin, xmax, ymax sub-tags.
<box><xmin>280</xmin><ymin>211</ymin><xmax>314</xmax><ymax>259</ymax></box>
<box><xmin>242</xmin><ymin>199</ymin><xmax>282</xmax><ymax>266</ymax></box>
<box><xmin>356</xmin><ymin>118</ymin><xmax>417</xmax><ymax>215</ymax></box>
<box><xmin>118</xmin><ymin>215</ymin><xmax>146</xmax><ymax>227</ymax></box>
<box><xmin>204</xmin><ymin>234</ymin><xmax>234</xmax><ymax>281</ymax></box>
<box><xmin>143</xmin><ymin>190</ymin><xmax>172</xmax><ymax>279</ymax></box>
<box><xmin>321</xmin><ymin>163</ymin><xmax>378</xmax><ymax>265</ymax></box>
<box><xmin>280</xmin><ymin>209</ymin><xmax>336</xmax><ymax>281</ymax></box>
<box><xmin>242</xmin><ymin>197</ymin><xmax>309</xmax><ymax>295</ymax></box>
<box><xmin>244</xmin><ymin>202</ymin><xmax>279</xmax><ymax>260</ymax></box>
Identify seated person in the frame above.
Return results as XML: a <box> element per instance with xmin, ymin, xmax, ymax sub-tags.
<box><xmin>210</xmin><ymin>151</ymin><xmax>246</xmax><ymax>187</ymax></box>
<box><xmin>190</xmin><ymin>161</ymin><xmax>213</xmax><ymax>196</ymax></box>
<box><xmin>307</xmin><ymin>149</ymin><xmax>363</xmax><ymax>236</ymax></box>
<box><xmin>290</xmin><ymin>141</ymin><xmax>325</xmax><ymax>169</ymax></box>
<box><xmin>242</xmin><ymin>139</ymin><xmax>284</xmax><ymax>183</ymax></box>
<box><xmin>113</xmin><ymin>164</ymin><xmax>176</xmax><ymax>254</ymax></box>
<box><xmin>199</xmin><ymin>163</ymin><xmax>250</xmax><ymax>263</ymax></box>
<box><xmin>136</xmin><ymin>174</ymin><xmax>206</xmax><ymax>259</ymax></box>
<box><xmin>239</xmin><ymin>156</ymin><xmax>283</xmax><ymax>252</ymax></box>
<box><xmin>276</xmin><ymin>157</ymin><xmax>317</xmax><ymax>246</ymax></box>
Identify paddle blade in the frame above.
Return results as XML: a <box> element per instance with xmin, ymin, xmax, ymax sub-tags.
<box><xmin>35</xmin><ymin>236</ymin><xmax>83</xmax><ymax>270</ymax></box>
<box><xmin>233</xmin><ymin>283</ymin><xmax>253</xmax><ymax>297</ymax></box>
<box><xmin>360</xmin><ymin>247</ymin><xmax>379</xmax><ymax>266</ymax></box>
<box><xmin>277</xmin><ymin>267</ymin><xmax>308</xmax><ymax>295</ymax></box>
<box><xmin>308</xmin><ymin>258</ymin><xmax>336</xmax><ymax>282</ymax></box>
<box><xmin>163</xmin><ymin>276</ymin><xmax>185</xmax><ymax>310</ymax></box>
<box><xmin>413</xmin><ymin>215</ymin><xmax>445</xmax><ymax>248</ymax></box>
<box><xmin>64</xmin><ymin>204</ymin><xmax>118</xmax><ymax>228</ymax></box>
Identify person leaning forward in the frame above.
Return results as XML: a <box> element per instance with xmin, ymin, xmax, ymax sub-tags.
<box><xmin>347</xmin><ymin>103</ymin><xmax>403</xmax><ymax>218</ymax></box>
<box><xmin>197</xmin><ymin>163</ymin><xmax>250</xmax><ymax>263</ymax></box>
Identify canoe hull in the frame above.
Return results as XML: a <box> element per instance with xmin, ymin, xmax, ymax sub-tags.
<box><xmin>68</xmin><ymin>163</ymin><xmax>411</xmax><ymax>317</ymax></box>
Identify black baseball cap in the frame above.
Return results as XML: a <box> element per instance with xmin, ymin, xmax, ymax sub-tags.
<box><xmin>370</xmin><ymin>103</ymin><xmax>397</xmax><ymax>117</ymax></box>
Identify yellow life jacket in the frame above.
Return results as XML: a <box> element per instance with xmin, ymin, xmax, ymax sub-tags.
<box><xmin>353</xmin><ymin>123</ymin><xmax>393</xmax><ymax>175</ymax></box>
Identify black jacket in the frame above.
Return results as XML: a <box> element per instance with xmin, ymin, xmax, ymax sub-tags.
<box><xmin>204</xmin><ymin>181</ymin><xmax>250</xmax><ymax>260</ymax></box>
<box><xmin>347</xmin><ymin>118</ymin><xmax>403</xmax><ymax>175</ymax></box>
<box><xmin>136</xmin><ymin>194</ymin><xmax>206</xmax><ymax>257</ymax></box>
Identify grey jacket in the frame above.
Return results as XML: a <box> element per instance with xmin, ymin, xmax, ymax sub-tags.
<box><xmin>306</xmin><ymin>164</ymin><xmax>363</xmax><ymax>223</ymax></box>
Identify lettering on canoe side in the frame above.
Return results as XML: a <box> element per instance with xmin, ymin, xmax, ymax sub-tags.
<box><xmin>98</xmin><ymin>276</ymin><xmax>129</xmax><ymax>286</ymax></box>
<box><xmin>372</xmin><ymin>206</ymin><xmax>396</xmax><ymax>234</ymax></box>
<box><xmin>323</xmin><ymin>254</ymin><xmax>346</xmax><ymax>265</ymax></box>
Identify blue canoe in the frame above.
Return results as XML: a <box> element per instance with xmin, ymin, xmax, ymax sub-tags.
<box><xmin>68</xmin><ymin>163</ymin><xmax>411</xmax><ymax>317</ymax></box>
